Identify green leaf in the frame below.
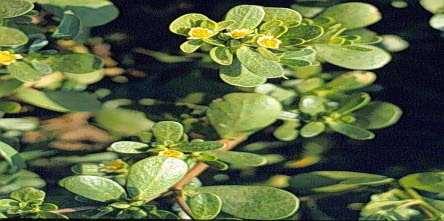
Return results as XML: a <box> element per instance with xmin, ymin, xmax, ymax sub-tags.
<box><xmin>0</xmin><ymin>79</ymin><xmax>22</xmax><ymax>98</ymax></box>
<box><xmin>186</xmin><ymin>192</ymin><xmax>222</xmax><ymax>220</ymax></box>
<box><xmin>225</xmin><ymin>5</ymin><xmax>265</xmax><ymax>30</ymax></box>
<box><xmin>290</xmin><ymin>171</ymin><xmax>394</xmax><ymax>193</ymax></box>
<box><xmin>95</xmin><ymin>108</ymin><xmax>153</xmax><ymax>136</ymax></box>
<box><xmin>0</xmin><ymin>101</ymin><xmax>21</xmax><ymax>113</ymax></box>
<box><xmin>207</xmin><ymin>93</ymin><xmax>282</xmax><ymax>138</ymax></box>
<box><xmin>170</xmin><ymin>13</ymin><xmax>210</xmax><ymax>36</ymax></box>
<box><xmin>314</xmin><ymin>44</ymin><xmax>391</xmax><ymax>70</ymax></box>
<box><xmin>180</xmin><ymin>40</ymin><xmax>202</xmax><ymax>53</ymax></box>
<box><xmin>0</xmin><ymin>0</ymin><xmax>33</xmax><ymax>18</ymax></box>
<box><xmin>108</xmin><ymin>141</ymin><xmax>149</xmax><ymax>154</ymax></box>
<box><xmin>0</xmin><ymin>140</ymin><xmax>26</xmax><ymax>172</ymax></box>
<box><xmin>219</xmin><ymin>59</ymin><xmax>267</xmax><ymax>87</ymax></box>
<box><xmin>399</xmin><ymin>172</ymin><xmax>444</xmax><ymax>193</ymax></box>
<box><xmin>36</xmin><ymin>0</ymin><xmax>119</xmax><ymax>27</ymax></box>
<box><xmin>0</xmin><ymin>118</ymin><xmax>39</xmax><ymax>131</ymax></box>
<box><xmin>52</xmin><ymin>10</ymin><xmax>81</xmax><ymax>39</ymax></box>
<box><xmin>280</xmin><ymin>24</ymin><xmax>324</xmax><ymax>45</ymax></box>
<box><xmin>420</xmin><ymin>0</ymin><xmax>444</xmax><ymax>13</ymax></box>
<box><xmin>152</xmin><ymin>121</ymin><xmax>184</xmax><ymax>144</ymax></box>
<box><xmin>10</xmin><ymin>187</ymin><xmax>45</xmax><ymax>204</ymax></box>
<box><xmin>319</xmin><ymin>2</ymin><xmax>381</xmax><ymax>29</ymax></box>
<box><xmin>126</xmin><ymin>156</ymin><xmax>188</xmax><ymax>201</ymax></box>
<box><xmin>299</xmin><ymin>95</ymin><xmax>326</xmax><ymax>116</ymax></box>
<box><xmin>263</xmin><ymin>7</ymin><xmax>302</xmax><ymax>27</ymax></box>
<box><xmin>343</xmin><ymin>28</ymin><xmax>382</xmax><ymax>44</ymax></box>
<box><xmin>326</xmin><ymin>121</ymin><xmax>375</xmax><ymax>140</ymax></box>
<box><xmin>59</xmin><ymin>175</ymin><xmax>127</xmax><ymax>202</ymax></box>
<box><xmin>7</xmin><ymin>61</ymin><xmax>43</xmax><ymax>83</ymax></box>
<box><xmin>197</xmin><ymin>185</ymin><xmax>299</xmax><ymax>220</ymax></box>
<box><xmin>430</xmin><ymin>14</ymin><xmax>444</xmax><ymax>31</ymax></box>
<box><xmin>236</xmin><ymin>47</ymin><xmax>284</xmax><ymax>78</ymax></box>
<box><xmin>45</xmin><ymin>53</ymin><xmax>103</xmax><ymax>74</ymax></box>
<box><xmin>335</xmin><ymin>93</ymin><xmax>371</xmax><ymax>115</ymax></box>
<box><xmin>13</xmin><ymin>88</ymin><xmax>68</xmax><ymax>112</ymax></box>
<box><xmin>300</xmin><ymin>122</ymin><xmax>325</xmax><ymax>138</ymax></box>
<box><xmin>210</xmin><ymin>46</ymin><xmax>233</xmax><ymax>66</ymax></box>
<box><xmin>273</xmin><ymin>121</ymin><xmax>299</xmax><ymax>141</ymax></box>
<box><xmin>0</xmin><ymin>27</ymin><xmax>28</xmax><ymax>47</ymax></box>
<box><xmin>0</xmin><ymin>199</ymin><xmax>18</xmax><ymax>212</ymax></box>
<box><xmin>236</xmin><ymin>46</ymin><xmax>284</xmax><ymax>78</ymax></box>
<box><xmin>354</xmin><ymin>102</ymin><xmax>402</xmax><ymax>129</ymax></box>
<box><xmin>173</xmin><ymin>141</ymin><xmax>223</xmax><ymax>152</ymax></box>
<box><xmin>326</xmin><ymin>71</ymin><xmax>376</xmax><ymax>91</ymax></box>
<box><xmin>45</xmin><ymin>90</ymin><xmax>102</xmax><ymax>112</ymax></box>
<box><xmin>206</xmin><ymin>150</ymin><xmax>266</xmax><ymax>168</ymax></box>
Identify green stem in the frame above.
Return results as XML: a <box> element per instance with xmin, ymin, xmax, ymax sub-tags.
<box><xmin>403</xmin><ymin>187</ymin><xmax>443</xmax><ymax>218</ymax></box>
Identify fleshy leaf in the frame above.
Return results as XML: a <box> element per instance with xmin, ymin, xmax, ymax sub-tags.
<box><xmin>0</xmin><ymin>0</ymin><xmax>34</xmax><ymax>19</ymax></box>
<box><xmin>206</xmin><ymin>150</ymin><xmax>267</xmax><ymax>168</ymax></box>
<box><xmin>314</xmin><ymin>44</ymin><xmax>391</xmax><ymax>70</ymax></box>
<box><xmin>326</xmin><ymin>121</ymin><xmax>375</xmax><ymax>140</ymax></box>
<box><xmin>263</xmin><ymin>7</ymin><xmax>302</xmax><ymax>27</ymax></box>
<box><xmin>354</xmin><ymin>102</ymin><xmax>402</xmax><ymax>129</ymax></box>
<box><xmin>0</xmin><ymin>140</ymin><xmax>26</xmax><ymax>172</ymax></box>
<box><xmin>173</xmin><ymin>141</ymin><xmax>223</xmax><ymax>152</ymax></box>
<box><xmin>290</xmin><ymin>171</ymin><xmax>394</xmax><ymax>193</ymax></box>
<box><xmin>319</xmin><ymin>2</ymin><xmax>381</xmax><ymax>29</ymax></box>
<box><xmin>399</xmin><ymin>172</ymin><xmax>444</xmax><ymax>193</ymax></box>
<box><xmin>170</xmin><ymin>13</ymin><xmax>210</xmax><ymax>36</ymax></box>
<box><xmin>210</xmin><ymin>46</ymin><xmax>233</xmax><ymax>66</ymax></box>
<box><xmin>152</xmin><ymin>121</ymin><xmax>184</xmax><ymax>144</ymax></box>
<box><xmin>300</xmin><ymin>122</ymin><xmax>325</xmax><ymax>138</ymax></box>
<box><xmin>7</xmin><ymin>62</ymin><xmax>43</xmax><ymax>83</ymax></box>
<box><xmin>219</xmin><ymin>59</ymin><xmax>267</xmax><ymax>87</ymax></box>
<box><xmin>126</xmin><ymin>156</ymin><xmax>188</xmax><ymax>201</ymax></box>
<box><xmin>59</xmin><ymin>175</ymin><xmax>127</xmax><ymax>202</ymax></box>
<box><xmin>225</xmin><ymin>5</ymin><xmax>265</xmax><ymax>30</ymax></box>
<box><xmin>108</xmin><ymin>141</ymin><xmax>149</xmax><ymax>154</ymax></box>
<box><xmin>0</xmin><ymin>27</ymin><xmax>29</xmax><ymax>47</ymax></box>
<box><xmin>207</xmin><ymin>93</ymin><xmax>282</xmax><ymax>138</ymax></box>
<box><xmin>236</xmin><ymin>46</ymin><xmax>283</xmax><ymax>78</ymax></box>
<box><xmin>45</xmin><ymin>90</ymin><xmax>102</xmax><ymax>112</ymax></box>
<box><xmin>186</xmin><ymin>192</ymin><xmax>222</xmax><ymax>220</ymax></box>
<box><xmin>95</xmin><ymin>108</ymin><xmax>153</xmax><ymax>136</ymax></box>
<box><xmin>197</xmin><ymin>185</ymin><xmax>300</xmax><ymax>220</ymax></box>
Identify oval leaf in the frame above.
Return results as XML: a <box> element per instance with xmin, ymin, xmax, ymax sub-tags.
<box><xmin>108</xmin><ymin>141</ymin><xmax>149</xmax><ymax>154</ymax></box>
<box><xmin>207</xmin><ymin>93</ymin><xmax>282</xmax><ymax>138</ymax></box>
<box><xmin>0</xmin><ymin>27</ymin><xmax>29</xmax><ymax>47</ymax></box>
<box><xmin>197</xmin><ymin>185</ymin><xmax>299</xmax><ymax>220</ymax></box>
<box><xmin>326</xmin><ymin>121</ymin><xmax>375</xmax><ymax>140</ymax></box>
<box><xmin>186</xmin><ymin>192</ymin><xmax>222</xmax><ymax>220</ymax></box>
<box><xmin>174</xmin><ymin>141</ymin><xmax>223</xmax><ymax>153</ymax></box>
<box><xmin>315</xmin><ymin>44</ymin><xmax>391</xmax><ymax>70</ymax></box>
<box><xmin>126</xmin><ymin>156</ymin><xmax>188</xmax><ymax>200</ymax></box>
<box><xmin>0</xmin><ymin>0</ymin><xmax>34</xmax><ymax>19</ymax></box>
<box><xmin>152</xmin><ymin>121</ymin><xmax>184</xmax><ymax>144</ymax></box>
<box><xmin>236</xmin><ymin>46</ymin><xmax>284</xmax><ymax>78</ymax></box>
<box><xmin>219</xmin><ymin>59</ymin><xmax>267</xmax><ymax>87</ymax></box>
<box><xmin>206</xmin><ymin>150</ymin><xmax>267</xmax><ymax>168</ymax></box>
<box><xmin>59</xmin><ymin>175</ymin><xmax>127</xmax><ymax>202</ymax></box>
<box><xmin>319</xmin><ymin>2</ymin><xmax>381</xmax><ymax>29</ymax></box>
<box><xmin>225</xmin><ymin>5</ymin><xmax>265</xmax><ymax>30</ymax></box>
<box><xmin>7</xmin><ymin>61</ymin><xmax>43</xmax><ymax>83</ymax></box>
<box><xmin>354</xmin><ymin>102</ymin><xmax>402</xmax><ymax>129</ymax></box>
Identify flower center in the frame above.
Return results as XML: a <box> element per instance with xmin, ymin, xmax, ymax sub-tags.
<box><xmin>229</xmin><ymin>29</ymin><xmax>251</xmax><ymax>39</ymax></box>
<box><xmin>0</xmin><ymin>51</ymin><xmax>21</xmax><ymax>66</ymax></box>
<box><xmin>257</xmin><ymin>35</ymin><xmax>282</xmax><ymax>49</ymax></box>
<box><xmin>159</xmin><ymin>149</ymin><xmax>185</xmax><ymax>159</ymax></box>
<box><xmin>188</xmin><ymin>27</ymin><xmax>214</xmax><ymax>39</ymax></box>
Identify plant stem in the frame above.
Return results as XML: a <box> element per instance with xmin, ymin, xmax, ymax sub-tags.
<box><xmin>172</xmin><ymin>135</ymin><xmax>248</xmax><ymax>217</ymax></box>
<box><xmin>172</xmin><ymin>135</ymin><xmax>247</xmax><ymax>191</ymax></box>
<box><xmin>55</xmin><ymin>206</ymin><xmax>97</xmax><ymax>214</ymax></box>
<box><xmin>403</xmin><ymin>187</ymin><xmax>443</xmax><ymax>218</ymax></box>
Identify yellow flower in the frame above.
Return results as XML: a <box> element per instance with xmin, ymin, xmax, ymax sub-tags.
<box><xmin>0</xmin><ymin>51</ymin><xmax>23</xmax><ymax>66</ymax></box>
<box><xmin>228</xmin><ymin>29</ymin><xmax>252</xmax><ymax>39</ymax></box>
<box><xmin>257</xmin><ymin>35</ymin><xmax>282</xmax><ymax>49</ymax></box>
<box><xmin>100</xmin><ymin>159</ymin><xmax>127</xmax><ymax>173</ymax></box>
<box><xmin>158</xmin><ymin>149</ymin><xmax>185</xmax><ymax>159</ymax></box>
<box><xmin>188</xmin><ymin>27</ymin><xmax>214</xmax><ymax>39</ymax></box>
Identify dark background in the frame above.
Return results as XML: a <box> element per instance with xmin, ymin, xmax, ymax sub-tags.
<box><xmin>95</xmin><ymin>0</ymin><xmax>444</xmax><ymax>177</ymax></box>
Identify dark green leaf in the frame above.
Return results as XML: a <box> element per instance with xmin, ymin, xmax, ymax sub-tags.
<box><xmin>45</xmin><ymin>90</ymin><xmax>102</xmax><ymax>112</ymax></box>
<box><xmin>95</xmin><ymin>108</ymin><xmax>153</xmax><ymax>136</ymax></box>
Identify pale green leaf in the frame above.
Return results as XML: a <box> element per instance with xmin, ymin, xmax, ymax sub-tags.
<box><xmin>210</xmin><ymin>46</ymin><xmax>233</xmax><ymax>66</ymax></box>
<box><xmin>263</xmin><ymin>7</ymin><xmax>302</xmax><ymax>27</ymax></box>
<box><xmin>126</xmin><ymin>156</ymin><xmax>188</xmax><ymax>201</ymax></box>
<box><xmin>206</xmin><ymin>150</ymin><xmax>266</xmax><ymax>168</ymax></box>
<box><xmin>354</xmin><ymin>102</ymin><xmax>402</xmax><ymax>129</ymax></box>
<box><xmin>225</xmin><ymin>5</ymin><xmax>265</xmax><ymax>30</ymax></box>
<box><xmin>219</xmin><ymin>59</ymin><xmax>267</xmax><ymax>87</ymax></box>
<box><xmin>319</xmin><ymin>2</ymin><xmax>382</xmax><ymax>29</ymax></box>
<box><xmin>170</xmin><ymin>13</ymin><xmax>210</xmax><ymax>36</ymax></box>
<box><xmin>108</xmin><ymin>141</ymin><xmax>149</xmax><ymax>154</ymax></box>
<box><xmin>207</xmin><ymin>93</ymin><xmax>282</xmax><ymax>138</ymax></box>
<box><xmin>0</xmin><ymin>0</ymin><xmax>34</xmax><ymax>19</ymax></box>
<box><xmin>95</xmin><ymin>108</ymin><xmax>153</xmax><ymax>136</ymax></box>
<box><xmin>152</xmin><ymin>121</ymin><xmax>184</xmax><ymax>144</ymax></box>
<box><xmin>300</xmin><ymin>122</ymin><xmax>325</xmax><ymax>138</ymax></box>
<box><xmin>187</xmin><ymin>192</ymin><xmax>222</xmax><ymax>220</ymax></box>
<box><xmin>7</xmin><ymin>62</ymin><xmax>43</xmax><ymax>83</ymax></box>
<box><xmin>197</xmin><ymin>185</ymin><xmax>299</xmax><ymax>220</ymax></box>
<box><xmin>0</xmin><ymin>27</ymin><xmax>29</xmax><ymax>47</ymax></box>
<box><xmin>59</xmin><ymin>175</ymin><xmax>127</xmax><ymax>202</ymax></box>
<box><xmin>236</xmin><ymin>46</ymin><xmax>283</xmax><ymax>78</ymax></box>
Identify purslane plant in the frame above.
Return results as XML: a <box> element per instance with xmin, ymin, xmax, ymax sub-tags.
<box><xmin>0</xmin><ymin>1</ymin><xmax>440</xmax><ymax>220</ymax></box>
